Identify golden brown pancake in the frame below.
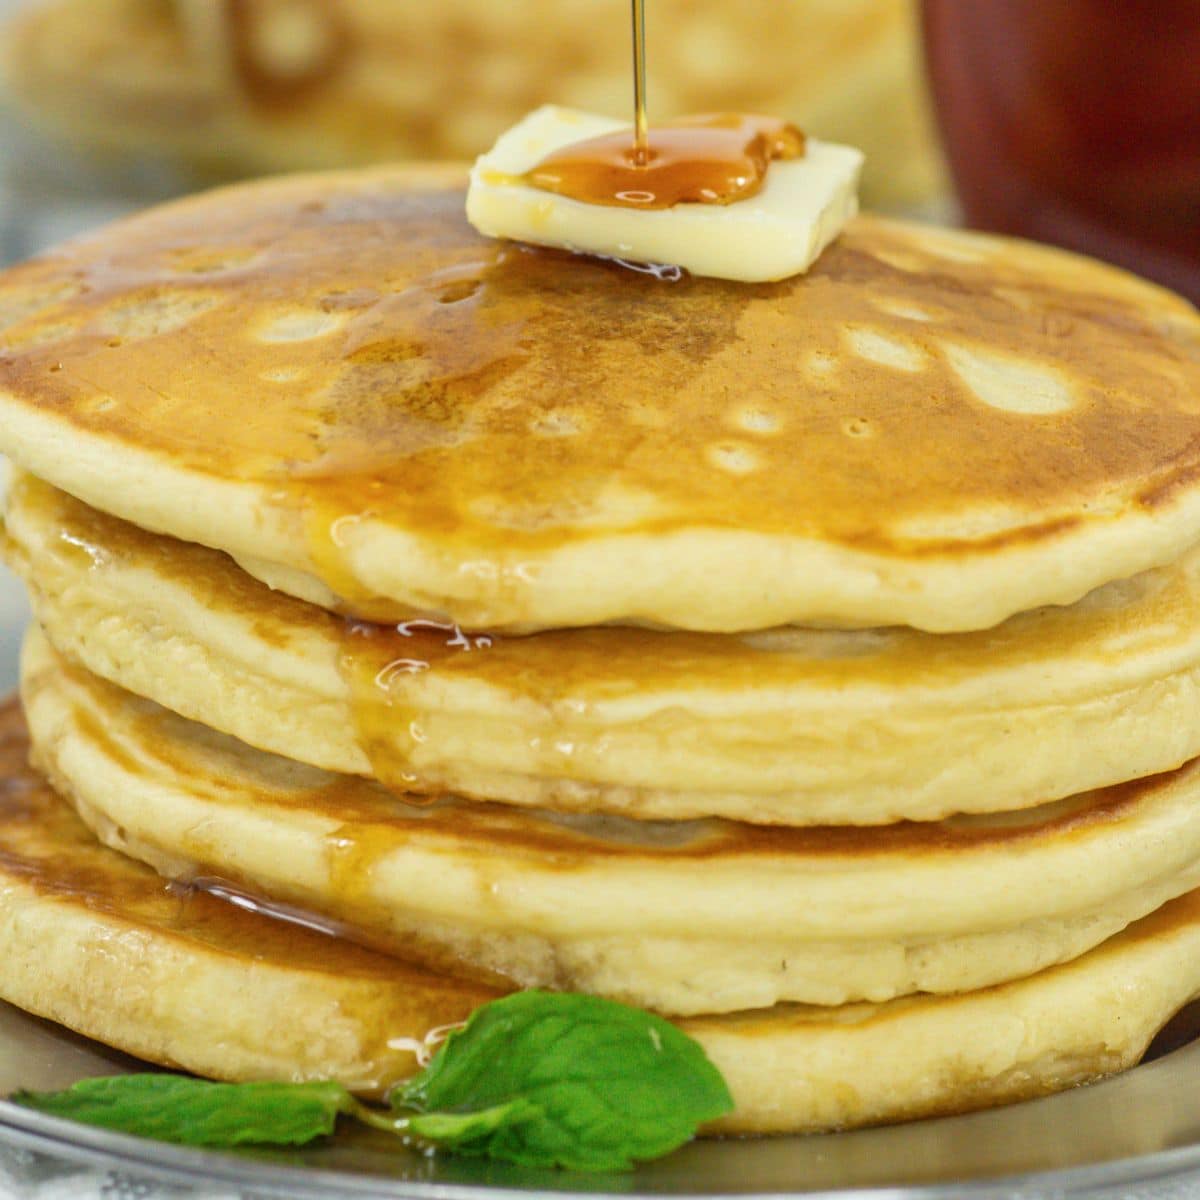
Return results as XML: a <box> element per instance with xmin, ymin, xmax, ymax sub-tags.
<box><xmin>0</xmin><ymin>693</ymin><xmax>491</xmax><ymax>1097</ymax></box>
<box><xmin>24</xmin><ymin>627</ymin><xmax>1200</xmax><ymax>1016</ymax></box>
<box><xmin>0</xmin><ymin>169</ymin><xmax>1197</xmax><ymax>633</ymax></box>
<box><xmin>3</xmin><ymin>692</ymin><xmax>1200</xmax><ymax>1134</ymax></box>
<box><xmin>12</xmin><ymin>470</ymin><xmax>1200</xmax><ymax>825</ymax></box>
<box><xmin>3</xmin><ymin>0</ymin><xmax>944</xmax><ymax>210</ymax></box>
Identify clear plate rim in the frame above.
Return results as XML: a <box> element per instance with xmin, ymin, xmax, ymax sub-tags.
<box><xmin>4</xmin><ymin>1094</ymin><xmax>1200</xmax><ymax>1200</ymax></box>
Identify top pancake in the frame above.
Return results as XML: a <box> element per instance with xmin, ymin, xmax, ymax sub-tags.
<box><xmin>0</xmin><ymin>165</ymin><xmax>1198</xmax><ymax>632</ymax></box>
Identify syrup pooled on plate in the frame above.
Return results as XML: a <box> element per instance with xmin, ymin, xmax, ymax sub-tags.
<box><xmin>523</xmin><ymin>114</ymin><xmax>806</xmax><ymax>209</ymax></box>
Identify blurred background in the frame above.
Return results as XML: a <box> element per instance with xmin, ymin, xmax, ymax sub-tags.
<box><xmin>0</xmin><ymin>0</ymin><xmax>950</xmax><ymax>252</ymax></box>
<box><xmin>0</xmin><ymin>0</ymin><xmax>1197</xmax><ymax>681</ymax></box>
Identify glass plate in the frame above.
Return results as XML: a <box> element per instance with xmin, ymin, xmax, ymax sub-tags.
<box><xmin>3</xmin><ymin>596</ymin><xmax>1200</xmax><ymax>1198</ymax></box>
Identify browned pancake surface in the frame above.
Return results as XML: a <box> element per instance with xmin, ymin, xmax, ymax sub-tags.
<box><xmin>0</xmin><ymin>173</ymin><xmax>1197</xmax><ymax>565</ymax></box>
<box><xmin>0</xmin><ymin>695</ymin><xmax>466</xmax><ymax>983</ymax></box>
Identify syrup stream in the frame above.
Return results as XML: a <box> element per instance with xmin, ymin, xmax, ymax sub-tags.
<box><xmin>631</xmin><ymin>0</ymin><xmax>649</xmax><ymax>164</ymax></box>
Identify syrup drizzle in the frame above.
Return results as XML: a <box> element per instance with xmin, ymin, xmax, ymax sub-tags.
<box><xmin>339</xmin><ymin>617</ymin><xmax>501</xmax><ymax>804</ymax></box>
<box><xmin>631</xmin><ymin>0</ymin><xmax>649</xmax><ymax>164</ymax></box>
<box><xmin>522</xmin><ymin>0</ymin><xmax>803</xmax><ymax>210</ymax></box>
<box><xmin>173</xmin><ymin>876</ymin><xmax>354</xmax><ymax>941</ymax></box>
<box><xmin>524</xmin><ymin>113</ymin><xmax>805</xmax><ymax>210</ymax></box>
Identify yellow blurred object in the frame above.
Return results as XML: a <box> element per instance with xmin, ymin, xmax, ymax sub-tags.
<box><xmin>3</xmin><ymin>0</ymin><xmax>945</xmax><ymax>210</ymax></box>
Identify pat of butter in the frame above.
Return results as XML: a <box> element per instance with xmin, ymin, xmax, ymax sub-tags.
<box><xmin>466</xmin><ymin>105</ymin><xmax>864</xmax><ymax>283</ymax></box>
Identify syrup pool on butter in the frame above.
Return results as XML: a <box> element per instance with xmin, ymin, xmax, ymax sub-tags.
<box><xmin>466</xmin><ymin>105</ymin><xmax>864</xmax><ymax>283</ymax></box>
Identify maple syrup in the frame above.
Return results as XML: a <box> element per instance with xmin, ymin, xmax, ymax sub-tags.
<box><xmin>631</xmin><ymin>0</ymin><xmax>648</xmax><ymax>163</ymax></box>
<box><xmin>524</xmin><ymin>115</ymin><xmax>806</xmax><ymax>210</ymax></box>
<box><xmin>338</xmin><ymin>617</ymin><xmax>493</xmax><ymax>802</ymax></box>
<box><xmin>523</xmin><ymin>1</ymin><xmax>803</xmax><ymax>209</ymax></box>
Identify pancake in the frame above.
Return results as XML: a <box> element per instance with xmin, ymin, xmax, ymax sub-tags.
<box><xmin>0</xmin><ymin>693</ymin><xmax>491</xmax><ymax>1097</ymax></box>
<box><xmin>0</xmin><ymin>172</ymin><xmax>1198</xmax><ymax>634</ymax></box>
<box><xmin>3</xmin><ymin>0</ymin><xmax>944</xmax><ymax>210</ymax></box>
<box><xmin>3</xmin><ymin>693</ymin><xmax>1200</xmax><ymax>1134</ymax></box>
<box><xmin>12</xmin><ymin>472</ymin><xmax>1200</xmax><ymax>825</ymax></box>
<box><xmin>24</xmin><ymin>626</ymin><xmax>1200</xmax><ymax>1016</ymax></box>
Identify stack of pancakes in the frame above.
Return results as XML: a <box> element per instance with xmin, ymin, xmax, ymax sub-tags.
<box><xmin>1</xmin><ymin>165</ymin><xmax>1200</xmax><ymax>1134</ymax></box>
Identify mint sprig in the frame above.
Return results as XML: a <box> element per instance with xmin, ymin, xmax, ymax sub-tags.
<box><xmin>11</xmin><ymin>1077</ymin><xmax>354</xmax><ymax>1146</ymax></box>
<box><xmin>12</xmin><ymin>993</ymin><xmax>734</xmax><ymax>1171</ymax></box>
<box><xmin>395</xmin><ymin>991</ymin><xmax>733</xmax><ymax>1169</ymax></box>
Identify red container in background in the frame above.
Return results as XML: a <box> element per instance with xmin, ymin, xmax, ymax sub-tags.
<box><xmin>922</xmin><ymin>1</ymin><xmax>1200</xmax><ymax>303</ymax></box>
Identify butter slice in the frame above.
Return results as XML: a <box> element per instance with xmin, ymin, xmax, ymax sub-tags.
<box><xmin>466</xmin><ymin>105</ymin><xmax>864</xmax><ymax>283</ymax></box>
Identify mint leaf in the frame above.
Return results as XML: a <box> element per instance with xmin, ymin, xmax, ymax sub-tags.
<box><xmin>13</xmin><ymin>1076</ymin><xmax>354</xmax><ymax>1147</ymax></box>
<box><xmin>394</xmin><ymin>991</ymin><xmax>734</xmax><ymax>1171</ymax></box>
<box><xmin>408</xmin><ymin>1098</ymin><xmax>542</xmax><ymax>1144</ymax></box>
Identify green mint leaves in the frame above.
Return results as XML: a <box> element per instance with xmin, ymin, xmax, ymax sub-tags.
<box><xmin>12</xmin><ymin>1077</ymin><xmax>354</xmax><ymax>1147</ymax></box>
<box><xmin>12</xmin><ymin>992</ymin><xmax>734</xmax><ymax>1171</ymax></box>
<box><xmin>395</xmin><ymin>991</ymin><xmax>733</xmax><ymax>1169</ymax></box>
